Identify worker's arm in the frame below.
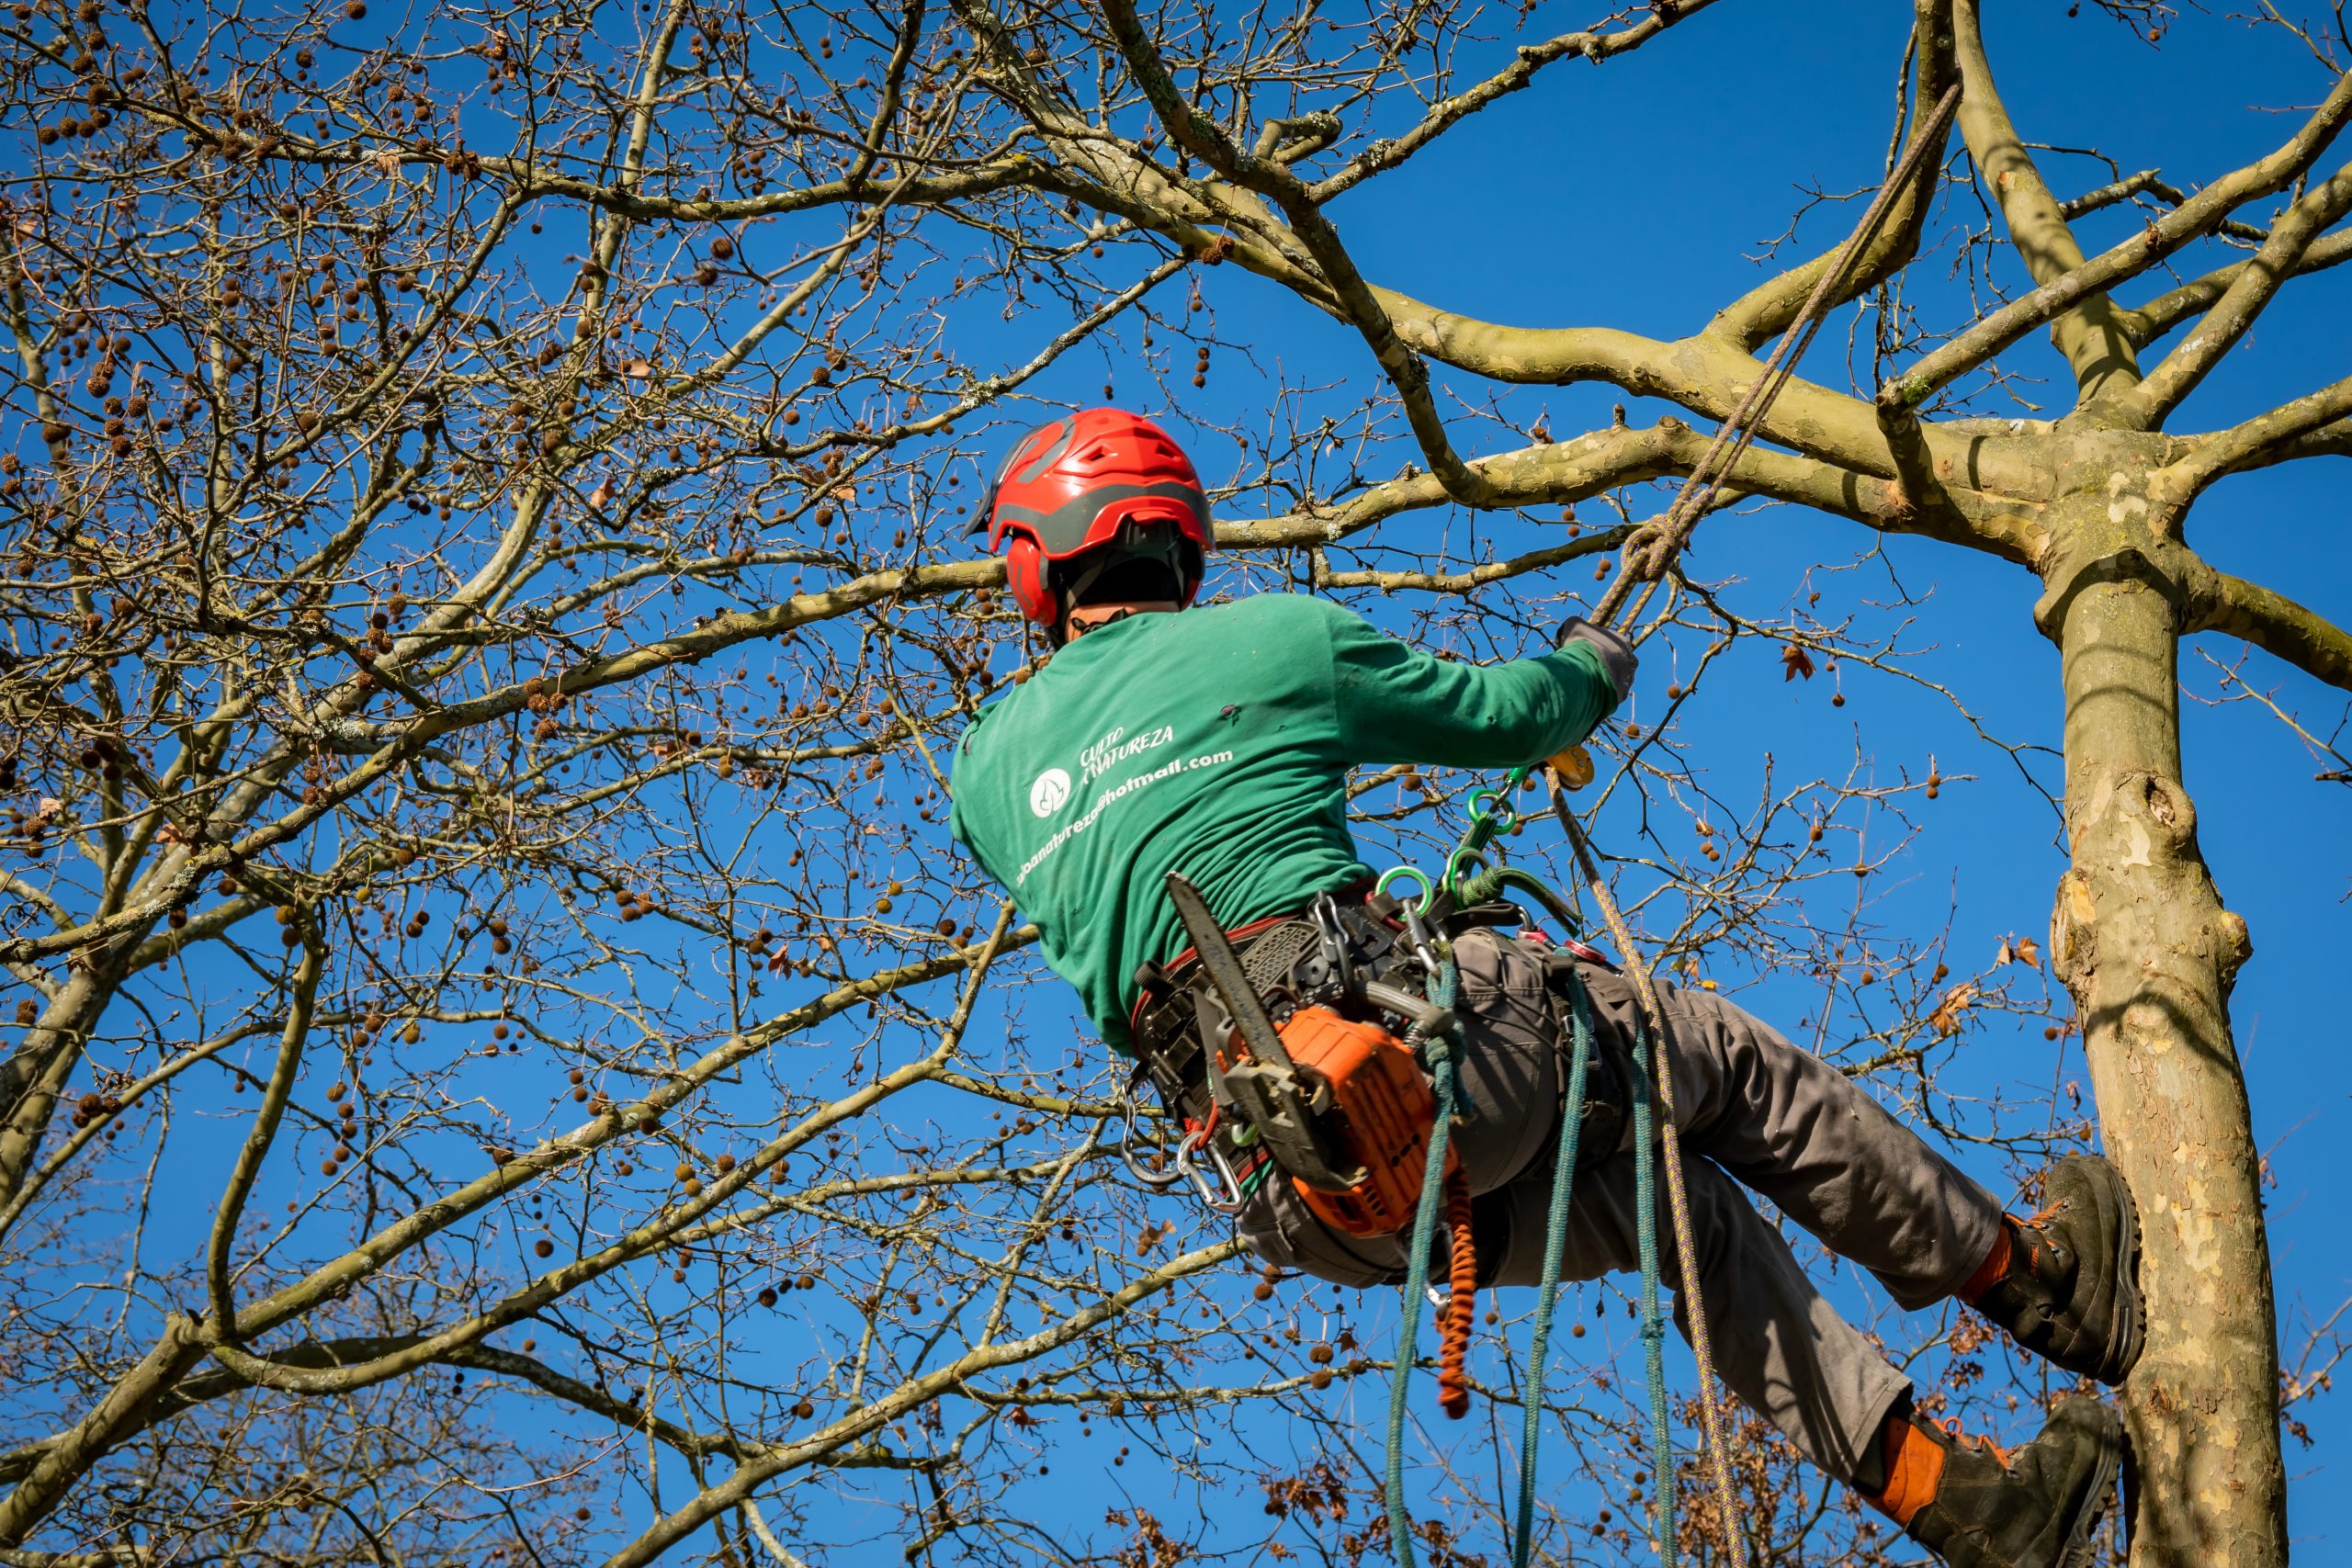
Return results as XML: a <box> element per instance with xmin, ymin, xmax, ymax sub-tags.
<box><xmin>1327</xmin><ymin>603</ymin><xmax>1632</xmax><ymax>769</ymax></box>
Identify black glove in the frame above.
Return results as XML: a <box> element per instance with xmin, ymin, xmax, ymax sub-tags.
<box><xmin>1555</xmin><ymin>616</ymin><xmax>1637</xmax><ymax>704</ymax></box>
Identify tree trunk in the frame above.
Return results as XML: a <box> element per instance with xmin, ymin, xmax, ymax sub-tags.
<box><xmin>2041</xmin><ymin>462</ymin><xmax>2283</xmax><ymax>1568</ymax></box>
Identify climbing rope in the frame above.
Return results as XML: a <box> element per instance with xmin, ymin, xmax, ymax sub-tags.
<box><xmin>1552</xmin><ymin>80</ymin><xmax>1970</xmax><ymax>1562</ymax></box>
<box><xmin>1380</xmin><ymin>83</ymin><xmax>1966</xmax><ymax>1567</ymax></box>
<box><xmin>1385</xmin><ymin>959</ymin><xmax>1465</xmax><ymax>1567</ymax></box>
<box><xmin>1510</xmin><ymin>971</ymin><xmax>1597</xmax><ymax>1568</ymax></box>
<box><xmin>1591</xmin><ymin>81</ymin><xmax>1963</xmax><ymax>635</ymax></box>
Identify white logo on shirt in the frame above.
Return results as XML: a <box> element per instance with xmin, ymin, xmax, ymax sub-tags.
<box><xmin>1078</xmin><ymin>722</ymin><xmax>1175</xmax><ymax>783</ymax></box>
<box><xmin>1029</xmin><ymin>767</ymin><xmax>1073</xmax><ymax>818</ymax></box>
<box><xmin>1015</xmin><ymin>744</ymin><xmax>1237</xmax><ymax>886</ymax></box>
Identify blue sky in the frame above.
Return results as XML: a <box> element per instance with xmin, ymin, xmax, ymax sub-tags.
<box><xmin>21</xmin><ymin>0</ymin><xmax>2347</xmax><ymax>1560</ymax></box>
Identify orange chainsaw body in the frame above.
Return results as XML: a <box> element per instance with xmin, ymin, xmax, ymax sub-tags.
<box><xmin>1272</xmin><ymin>1005</ymin><xmax>1451</xmax><ymax>1237</ymax></box>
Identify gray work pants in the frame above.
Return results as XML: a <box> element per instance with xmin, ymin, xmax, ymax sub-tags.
<box><xmin>1236</xmin><ymin>927</ymin><xmax>2007</xmax><ymax>1484</ymax></box>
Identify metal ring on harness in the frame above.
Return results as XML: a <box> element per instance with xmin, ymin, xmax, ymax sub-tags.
<box><xmin>1464</xmin><ymin>786</ymin><xmax>1519</xmax><ymax>835</ymax></box>
<box><xmin>1116</xmin><ymin>1065</ymin><xmax>1185</xmax><ymax>1190</ymax></box>
<box><xmin>1374</xmin><ymin>864</ymin><xmax>1435</xmax><ymax>908</ymax></box>
<box><xmin>1173</xmin><ymin>1126</ymin><xmax>1247</xmax><ymax>1213</ymax></box>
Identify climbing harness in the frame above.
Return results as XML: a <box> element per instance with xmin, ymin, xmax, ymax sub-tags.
<box><xmin>1148</xmin><ymin>873</ymin><xmax>1473</xmax><ymax>1239</ymax></box>
<box><xmin>1378</xmin><ymin>81</ymin><xmax>1968</xmax><ymax>1568</ymax></box>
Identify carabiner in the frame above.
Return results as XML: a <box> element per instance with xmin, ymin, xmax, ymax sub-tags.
<box><xmin>1174</xmin><ymin>1127</ymin><xmax>1248</xmax><ymax>1214</ymax></box>
<box><xmin>1400</xmin><ymin>901</ymin><xmax>1442</xmax><ymax>976</ymax></box>
<box><xmin>1375</xmin><ymin>865</ymin><xmax>1442</xmax><ymax>975</ymax></box>
<box><xmin>1116</xmin><ymin>1066</ymin><xmax>1184</xmax><ymax>1189</ymax></box>
<box><xmin>1440</xmin><ymin>845</ymin><xmax>1493</xmax><ymax>905</ymax></box>
<box><xmin>1309</xmin><ymin>891</ymin><xmax>1359</xmax><ymax>999</ymax></box>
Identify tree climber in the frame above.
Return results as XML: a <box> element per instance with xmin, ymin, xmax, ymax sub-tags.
<box><xmin>948</xmin><ymin>409</ymin><xmax>2143</xmax><ymax>1568</ymax></box>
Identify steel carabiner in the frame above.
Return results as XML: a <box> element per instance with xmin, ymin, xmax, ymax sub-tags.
<box><xmin>1173</xmin><ymin>1127</ymin><xmax>1248</xmax><ymax>1213</ymax></box>
<box><xmin>1309</xmin><ymin>890</ymin><xmax>1360</xmax><ymax>1000</ymax></box>
<box><xmin>1116</xmin><ymin>1066</ymin><xmax>1186</xmax><ymax>1189</ymax></box>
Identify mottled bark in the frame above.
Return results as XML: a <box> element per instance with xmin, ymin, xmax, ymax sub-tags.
<box><xmin>2040</xmin><ymin>439</ymin><xmax>2281</xmax><ymax>1568</ymax></box>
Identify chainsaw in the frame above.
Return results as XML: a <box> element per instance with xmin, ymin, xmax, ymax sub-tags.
<box><xmin>1164</xmin><ymin>873</ymin><xmax>1457</xmax><ymax>1237</ymax></box>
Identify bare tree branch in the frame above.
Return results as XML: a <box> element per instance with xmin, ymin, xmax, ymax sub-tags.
<box><xmin>1950</xmin><ymin>0</ymin><xmax>2146</xmax><ymax>403</ymax></box>
<box><xmin>1707</xmin><ymin>0</ymin><xmax>1959</xmax><ymax>351</ymax></box>
<box><xmin>2185</xmin><ymin>560</ymin><xmax>2352</xmax><ymax>692</ymax></box>
<box><xmin>2124</xmin><ymin>158</ymin><xmax>2352</xmax><ymax>421</ymax></box>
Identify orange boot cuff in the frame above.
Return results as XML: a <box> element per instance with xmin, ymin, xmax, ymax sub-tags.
<box><xmin>1864</xmin><ymin>1415</ymin><xmax>1946</xmax><ymax>1529</ymax></box>
<box><xmin>1959</xmin><ymin>1217</ymin><xmax>2017</xmax><ymax>1303</ymax></box>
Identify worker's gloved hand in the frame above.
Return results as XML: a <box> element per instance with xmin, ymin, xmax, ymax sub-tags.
<box><xmin>1555</xmin><ymin>617</ymin><xmax>1637</xmax><ymax>704</ymax></box>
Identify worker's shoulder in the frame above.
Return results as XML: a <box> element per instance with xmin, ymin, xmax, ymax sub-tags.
<box><xmin>956</xmin><ymin>678</ymin><xmax>1027</xmax><ymax>754</ymax></box>
<box><xmin>1186</xmin><ymin>590</ymin><xmax>1367</xmax><ymax>643</ymax></box>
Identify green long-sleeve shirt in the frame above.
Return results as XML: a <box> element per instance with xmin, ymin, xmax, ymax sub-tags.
<box><xmin>948</xmin><ymin>592</ymin><xmax>1620</xmax><ymax>1051</ymax></box>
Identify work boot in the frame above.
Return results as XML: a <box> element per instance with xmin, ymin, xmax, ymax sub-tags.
<box><xmin>1872</xmin><ymin>1397</ymin><xmax>2124</xmax><ymax>1568</ymax></box>
<box><xmin>1966</xmin><ymin>1154</ymin><xmax>2143</xmax><ymax>1386</ymax></box>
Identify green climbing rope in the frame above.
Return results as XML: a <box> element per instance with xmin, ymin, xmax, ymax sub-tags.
<box><xmin>1380</xmin><ymin>863</ymin><xmax>1679</xmax><ymax>1568</ymax></box>
<box><xmin>1509</xmin><ymin>967</ymin><xmax>1594</xmax><ymax>1568</ymax></box>
<box><xmin>1385</xmin><ymin>946</ymin><xmax>1464</xmax><ymax>1568</ymax></box>
<box><xmin>1454</xmin><ymin>862</ymin><xmax>1586</xmax><ymax>942</ymax></box>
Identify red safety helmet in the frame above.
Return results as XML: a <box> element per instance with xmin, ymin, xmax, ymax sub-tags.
<box><xmin>968</xmin><ymin>408</ymin><xmax>1214</xmax><ymax>632</ymax></box>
